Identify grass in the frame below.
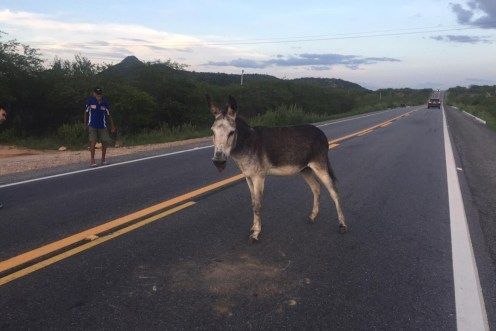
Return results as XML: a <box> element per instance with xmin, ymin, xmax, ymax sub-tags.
<box><xmin>0</xmin><ymin>135</ymin><xmax>63</xmax><ymax>150</ymax></box>
<box><xmin>0</xmin><ymin>123</ymin><xmax>210</xmax><ymax>150</ymax></box>
<box><xmin>122</xmin><ymin>123</ymin><xmax>211</xmax><ymax>146</ymax></box>
<box><xmin>450</xmin><ymin>103</ymin><xmax>496</xmax><ymax>132</ymax></box>
<box><xmin>249</xmin><ymin>104</ymin><xmax>329</xmax><ymax>127</ymax></box>
<box><xmin>1</xmin><ymin>103</ymin><xmax>423</xmax><ymax>151</ymax></box>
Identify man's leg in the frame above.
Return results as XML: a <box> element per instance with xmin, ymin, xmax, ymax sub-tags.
<box><xmin>88</xmin><ymin>128</ymin><xmax>97</xmax><ymax>166</ymax></box>
<box><xmin>100</xmin><ymin>129</ymin><xmax>112</xmax><ymax>165</ymax></box>
<box><xmin>101</xmin><ymin>142</ymin><xmax>107</xmax><ymax>164</ymax></box>
<box><xmin>90</xmin><ymin>141</ymin><xmax>97</xmax><ymax>165</ymax></box>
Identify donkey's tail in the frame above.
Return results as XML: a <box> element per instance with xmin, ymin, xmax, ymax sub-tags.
<box><xmin>327</xmin><ymin>156</ymin><xmax>337</xmax><ymax>182</ymax></box>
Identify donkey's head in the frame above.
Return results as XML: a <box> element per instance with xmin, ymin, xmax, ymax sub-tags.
<box><xmin>207</xmin><ymin>95</ymin><xmax>238</xmax><ymax>172</ymax></box>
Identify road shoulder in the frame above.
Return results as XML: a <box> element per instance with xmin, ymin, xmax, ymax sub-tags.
<box><xmin>0</xmin><ymin>136</ymin><xmax>212</xmax><ymax>177</ymax></box>
<box><xmin>445</xmin><ymin>105</ymin><xmax>496</xmax><ymax>328</ymax></box>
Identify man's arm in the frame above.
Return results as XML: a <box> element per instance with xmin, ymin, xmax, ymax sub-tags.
<box><xmin>107</xmin><ymin>110</ymin><xmax>116</xmax><ymax>133</ymax></box>
<box><xmin>83</xmin><ymin>110</ymin><xmax>88</xmax><ymax>129</ymax></box>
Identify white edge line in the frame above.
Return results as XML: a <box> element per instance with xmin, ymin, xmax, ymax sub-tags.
<box><xmin>443</xmin><ymin>104</ymin><xmax>489</xmax><ymax>331</ymax></box>
<box><xmin>462</xmin><ymin>110</ymin><xmax>487</xmax><ymax>125</ymax></box>
<box><xmin>0</xmin><ymin>145</ymin><xmax>213</xmax><ymax>189</ymax></box>
<box><xmin>0</xmin><ymin>106</ymin><xmax>416</xmax><ymax>189</ymax></box>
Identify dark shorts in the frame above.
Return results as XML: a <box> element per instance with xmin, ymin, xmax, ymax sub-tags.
<box><xmin>89</xmin><ymin>127</ymin><xmax>112</xmax><ymax>143</ymax></box>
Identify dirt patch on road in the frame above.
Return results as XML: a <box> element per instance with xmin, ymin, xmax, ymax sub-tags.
<box><xmin>165</xmin><ymin>252</ymin><xmax>300</xmax><ymax>317</ymax></box>
<box><xmin>202</xmin><ymin>253</ymin><xmax>284</xmax><ymax>298</ymax></box>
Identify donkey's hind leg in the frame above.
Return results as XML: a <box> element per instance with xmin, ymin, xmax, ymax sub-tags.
<box><xmin>249</xmin><ymin>175</ymin><xmax>265</xmax><ymax>242</ymax></box>
<box><xmin>301</xmin><ymin>168</ymin><xmax>321</xmax><ymax>223</ymax></box>
<box><xmin>245</xmin><ymin>176</ymin><xmax>258</xmax><ymax>235</ymax></box>
<box><xmin>308</xmin><ymin>161</ymin><xmax>347</xmax><ymax>233</ymax></box>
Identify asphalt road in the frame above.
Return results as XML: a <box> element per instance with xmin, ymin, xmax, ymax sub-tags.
<box><xmin>0</xmin><ymin>103</ymin><xmax>494</xmax><ymax>329</ymax></box>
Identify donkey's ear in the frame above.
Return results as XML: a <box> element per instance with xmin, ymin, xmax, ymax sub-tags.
<box><xmin>206</xmin><ymin>94</ymin><xmax>221</xmax><ymax>117</ymax></box>
<box><xmin>227</xmin><ymin>95</ymin><xmax>237</xmax><ymax>118</ymax></box>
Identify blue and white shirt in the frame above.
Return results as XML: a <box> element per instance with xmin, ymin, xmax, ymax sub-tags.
<box><xmin>85</xmin><ymin>97</ymin><xmax>110</xmax><ymax>129</ymax></box>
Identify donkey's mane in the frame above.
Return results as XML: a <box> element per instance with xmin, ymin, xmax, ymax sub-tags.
<box><xmin>231</xmin><ymin>115</ymin><xmax>257</xmax><ymax>155</ymax></box>
<box><xmin>235</xmin><ymin>115</ymin><xmax>251</xmax><ymax>131</ymax></box>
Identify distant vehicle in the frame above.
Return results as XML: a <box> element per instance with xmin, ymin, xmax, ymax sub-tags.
<box><xmin>428</xmin><ymin>98</ymin><xmax>441</xmax><ymax>109</ymax></box>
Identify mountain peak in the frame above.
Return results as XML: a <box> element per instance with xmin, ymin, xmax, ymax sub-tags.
<box><xmin>119</xmin><ymin>55</ymin><xmax>143</xmax><ymax>66</ymax></box>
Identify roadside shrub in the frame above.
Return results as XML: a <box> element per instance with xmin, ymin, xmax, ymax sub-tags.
<box><xmin>57</xmin><ymin>123</ymin><xmax>86</xmax><ymax>148</ymax></box>
<box><xmin>250</xmin><ymin>104</ymin><xmax>328</xmax><ymax>127</ymax></box>
<box><xmin>0</xmin><ymin>127</ymin><xmax>19</xmax><ymax>141</ymax></box>
<box><xmin>448</xmin><ymin>86</ymin><xmax>496</xmax><ymax>132</ymax></box>
<box><xmin>122</xmin><ymin>122</ymin><xmax>210</xmax><ymax>146</ymax></box>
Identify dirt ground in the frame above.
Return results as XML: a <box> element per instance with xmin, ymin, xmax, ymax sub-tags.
<box><xmin>0</xmin><ymin>136</ymin><xmax>211</xmax><ymax>177</ymax></box>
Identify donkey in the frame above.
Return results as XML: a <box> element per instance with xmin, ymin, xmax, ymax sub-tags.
<box><xmin>207</xmin><ymin>95</ymin><xmax>347</xmax><ymax>242</ymax></box>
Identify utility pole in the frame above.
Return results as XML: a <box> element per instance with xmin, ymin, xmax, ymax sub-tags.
<box><xmin>379</xmin><ymin>91</ymin><xmax>382</xmax><ymax>100</ymax></box>
<box><xmin>240</xmin><ymin>69</ymin><xmax>244</xmax><ymax>86</ymax></box>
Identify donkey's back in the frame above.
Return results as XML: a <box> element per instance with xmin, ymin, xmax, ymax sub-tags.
<box><xmin>255</xmin><ymin>124</ymin><xmax>330</xmax><ymax>172</ymax></box>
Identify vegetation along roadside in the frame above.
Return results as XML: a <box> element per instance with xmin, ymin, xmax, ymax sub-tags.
<box><xmin>1</xmin><ymin>33</ymin><xmax>431</xmax><ymax>150</ymax></box>
<box><xmin>447</xmin><ymin>85</ymin><xmax>496</xmax><ymax>132</ymax></box>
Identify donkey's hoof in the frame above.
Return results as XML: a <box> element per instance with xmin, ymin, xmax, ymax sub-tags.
<box><xmin>308</xmin><ymin>216</ymin><xmax>317</xmax><ymax>224</ymax></box>
<box><xmin>249</xmin><ymin>236</ymin><xmax>259</xmax><ymax>244</ymax></box>
<box><xmin>339</xmin><ymin>224</ymin><xmax>348</xmax><ymax>234</ymax></box>
<box><xmin>249</xmin><ymin>233</ymin><xmax>260</xmax><ymax>243</ymax></box>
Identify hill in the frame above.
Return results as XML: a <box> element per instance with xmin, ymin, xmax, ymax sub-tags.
<box><xmin>102</xmin><ymin>56</ymin><xmax>368</xmax><ymax>91</ymax></box>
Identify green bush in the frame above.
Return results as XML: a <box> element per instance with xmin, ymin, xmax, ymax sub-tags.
<box><xmin>448</xmin><ymin>85</ymin><xmax>496</xmax><ymax>132</ymax></box>
<box><xmin>57</xmin><ymin>123</ymin><xmax>87</xmax><ymax>148</ymax></box>
<box><xmin>122</xmin><ymin>122</ymin><xmax>210</xmax><ymax>146</ymax></box>
<box><xmin>250</xmin><ymin>104</ymin><xmax>328</xmax><ymax>127</ymax></box>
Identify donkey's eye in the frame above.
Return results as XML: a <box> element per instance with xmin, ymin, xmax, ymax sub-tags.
<box><xmin>228</xmin><ymin>131</ymin><xmax>235</xmax><ymax>137</ymax></box>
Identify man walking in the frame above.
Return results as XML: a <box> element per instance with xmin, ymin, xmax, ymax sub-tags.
<box><xmin>84</xmin><ymin>87</ymin><xmax>116</xmax><ymax>167</ymax></box>
<box><xmin>0</xmin><ymin>104</ymin><xmax>7</xmax><ymax>209</ymax></box>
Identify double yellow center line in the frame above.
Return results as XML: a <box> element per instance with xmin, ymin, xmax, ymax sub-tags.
<box><xmin>0</xmin><ymin>107</ymin><xmax>418</xmax><ymax>286</ymax></box>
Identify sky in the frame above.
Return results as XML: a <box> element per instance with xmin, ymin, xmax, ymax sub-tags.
<box><xmin>0</xmin><ymin>0</ymin><xmax>495</xmax><ymax>89</ymax></box>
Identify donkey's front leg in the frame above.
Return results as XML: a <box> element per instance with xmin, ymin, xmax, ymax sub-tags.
<box><xmin>245</xmin><ymin>176</ymin><xmax>255</xmax><ymax>205</ymax></box>
<box><xmin>249</xmin><ymin>175</ymin><xmax>265</xmax><ymax>242</ymax></box>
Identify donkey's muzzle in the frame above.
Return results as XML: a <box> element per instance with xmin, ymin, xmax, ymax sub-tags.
<box><xmin>212</xmin><ymin>159</ymin><xmax>227</xmax><ymax>172</ymax></box>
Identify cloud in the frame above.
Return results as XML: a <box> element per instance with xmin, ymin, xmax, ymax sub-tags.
<box><xmin>450</xmin><ymin>0</ymin><xmax>496</xmax><ymax>28</ymax></box>
<box><xmin>465</xmin><ymin>77</ymin><xmax>494</xmax><ymax>84</ymax></box>
<box><xmin>118</xmin><ymin>37</ymin><xmax>152</xmax><ymax>43</ymax></box>
<box><xmin>0</xmin><ymin>9</ymin><xmax>253</xmax><ymax>63</ymax></box>
<box><xmin>310</xmin><ymin>66</ymin><xmax>331</xmax><ymax>71</ymax></box>
<box><xmin>451</xmin><ymin>3</ymin><xmax>474</xmax><ymax>24</ymax></box>
<box><xmin>206</xmin><ymin>53</ymin><xmax>400</xmax><ymax>70</ymax></box>
<box><xmin>145</xmin><ymin>45</ymin><xmax>193</xmax><ymax>52</ymax></box>
<box><xmin>207</xmin><ymin>58</ymin><xmax>267</xmax><ymax>68</ymax></box>
<box><xmin>431</xmin><ymin>34</ymin><xmax>492</xmax><ymax>43</ymax></box>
